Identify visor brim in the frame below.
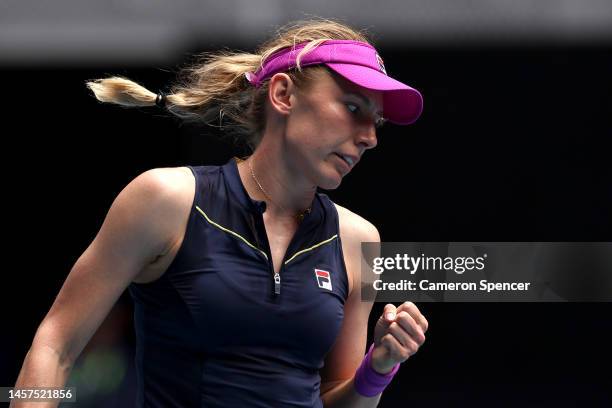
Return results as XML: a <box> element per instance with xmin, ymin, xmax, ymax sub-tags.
<box><xmin>325</xmin><ymin>63</ymin><xmax>423</xmax><ymax>125</ymax></box>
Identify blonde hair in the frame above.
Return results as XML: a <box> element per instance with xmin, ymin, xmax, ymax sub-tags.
<box><xmin>85</xmin><ymin>17</ymin><xmax>374</xmax><ymax>151</ymax></box>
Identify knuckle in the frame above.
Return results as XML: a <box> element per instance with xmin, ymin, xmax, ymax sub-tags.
<box><xmin>404</xmin><ymin>301</ymin><xmax>415</xmax><ymax>308</ymax></box>
<box><xmin>417</xmin><ymin>328</ymin><xmax>426</xmax><ymax>342</ymax></box>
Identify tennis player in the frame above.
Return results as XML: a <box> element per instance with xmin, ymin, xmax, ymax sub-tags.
<box><xmin>13</xmin><ymin>18</ymin><xmax>428</xmax><ymax>407</ymax></box>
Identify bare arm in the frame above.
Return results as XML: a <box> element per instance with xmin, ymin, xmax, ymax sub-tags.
<box><xmin>320</xmin><ymin>205</ymin><xmax>382</xmax><ymax>408</ymax></box>
<box><xmin>321</xmin><ymin>207</ymin><xmax>429</xmax><ymax>408</ymax></box>
<box><xmin>11</xmin><ymin>167</ymin><xmax>193</xmax><ymax>407</ymax></box>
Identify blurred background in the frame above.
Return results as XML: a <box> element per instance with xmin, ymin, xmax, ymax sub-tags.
<box><xmin>1</xmin><ymin>1</ymin><xmax>611</xmax><ymax>407</ymax></box>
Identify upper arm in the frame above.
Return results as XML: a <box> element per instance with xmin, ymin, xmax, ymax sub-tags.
<box><xmin>320</xmin><ymin>205</ymin><xmax>381</xmax><ymax>393</ymax></box>
<box><xmin>34</xmin><ymin>167</ymin><xmax>193</xmax><ymax>365</ymax></box>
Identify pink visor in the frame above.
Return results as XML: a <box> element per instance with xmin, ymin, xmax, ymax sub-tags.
<box><xmin>245</xmin><ymin>39</ymin><xmax>423</xmax><ymax>125</ymax></box>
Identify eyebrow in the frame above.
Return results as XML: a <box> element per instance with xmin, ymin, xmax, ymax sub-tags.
<box><xmin>346</xmin><ymin>92</ymin><xmax>384</xmax><ymax>117</ymax></box>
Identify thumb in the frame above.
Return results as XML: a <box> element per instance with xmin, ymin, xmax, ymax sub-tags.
<box><xmin>383</xmin><ymin>303</ymin><xmax>397</xmax><ymax>322</ymax></box>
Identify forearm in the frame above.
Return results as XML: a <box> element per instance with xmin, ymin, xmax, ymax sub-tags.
<box><xmin>321</xmin><ymin>377</ymin><xmax>383</xmax><ymax>408</ymax></box>
<box><xmin>10</xmin><ymin>340</ymin><xmax>73</xmax><ymax>408</ymax></box>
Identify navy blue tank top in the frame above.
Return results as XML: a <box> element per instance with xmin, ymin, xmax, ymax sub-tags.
<box><xmin>128</xmin><ymin>157</ymin><xmax>350</xmax><ymax>407</ymax></box>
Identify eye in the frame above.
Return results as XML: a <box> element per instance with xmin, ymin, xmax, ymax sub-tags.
<box><xmin>346</xmin><ymin>102</ymin><xmax>386</xmax><ymax>129</ymax></box>
<box><xmin>346</xmin><ymin>102</ymin><xmax>360</xmax><ymax>114</ymax></box>
<box><xmin>375</xmin><ymin>117</ymin><xmax>388</xmax><ymax>129</ymax></box>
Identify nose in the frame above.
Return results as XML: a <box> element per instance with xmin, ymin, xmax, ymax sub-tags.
<box><xmin>356</xmin><ymin>123</ymin><xmax>378</xmax><ymax>150</ymax></box>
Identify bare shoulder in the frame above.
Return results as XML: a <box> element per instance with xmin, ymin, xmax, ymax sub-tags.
<box><xmin>333</xmin><ymin>202</ymin><xmax>381</xmax><ymax>244</ymax></box>
<box><xmin>134</xmin><ymin>165</ymin><xmax>196</xmax><ymax>233</ymax></box>
<box><xmin>129</xmin><ymin>166</ymin><xmax>195</xmax><ymax>214</ymax></box>
<box><xmin>128</xmin><ymin>166</ymin><xmax>195</xmax><ymax>231</ymax></box>
<box><xmin>113</xmin><ymin>167</ymin><xmax>195</xmax><ymax>283</ymax></box>
<box><xmin>136</xmin><ymin>166</ymin><xmax>194</xmax><ymax>195</ymax></box>
<box><xmin>124</xmin><ymin>166</ymin><xmax>195</xmax><ymax>282</ymax></box>
<box><xmin>333</xmin><ymin>202</ymin><xmax>380</xmax><ymax>296</ymax></box>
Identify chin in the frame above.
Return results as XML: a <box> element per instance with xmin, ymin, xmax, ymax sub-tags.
<box><xmin>316</xmin><ymin>168</ymin><xmax>344</xmax><ymax>190</ymax></box>
<box><xmin>318</xmin><ymin>179</ymin><xmax>342</xmax><ymax>190</ymax></box>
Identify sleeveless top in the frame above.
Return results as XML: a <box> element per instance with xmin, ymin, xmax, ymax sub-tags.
<box><xmin>128</xmin><ymin>157</ymin><xmax>350</xmax><ymax>407</ymax></box>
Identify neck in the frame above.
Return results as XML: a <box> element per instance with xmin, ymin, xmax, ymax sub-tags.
<box><xmin>237</xmin><ymin>143</ymin><xmax>316</xmax><ymax>219</ymax></box>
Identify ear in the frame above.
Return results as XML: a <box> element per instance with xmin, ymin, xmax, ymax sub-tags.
<box><xmin>267</xmin><ymin>73</ymin><xmax>295</xmax><ymax>116</ymax></box>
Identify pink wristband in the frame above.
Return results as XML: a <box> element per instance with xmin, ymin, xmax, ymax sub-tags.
<box><xmin>353</xmin><ymin>343</ymin><xmax>400</xmax><ymax>397</ymax></box>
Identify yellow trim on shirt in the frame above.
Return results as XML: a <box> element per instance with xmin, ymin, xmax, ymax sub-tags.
<box><xmin>195</xmin><ymin>205</ymin><xmax>268</xmax><ymax>260</ymax></box>
<box><xmin>284</xmin><ymin>234</ymin><xmax>338</xmax><ymax>265</ymax></box>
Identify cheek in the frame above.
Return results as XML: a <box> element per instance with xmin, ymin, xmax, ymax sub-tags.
<box><xmin>284</xmin><ymin>102</ymin><xmax>352</xmax><ymax>164</ymax></box>
<box><xmin>319</xmin><ymin>105</ymin><xmax>353</xmax><ymax>142</ymax></box>
<box><xmin>286</xmin><ymin>112</ymin><xmax>340</xmax><ymax>151</ymax></box>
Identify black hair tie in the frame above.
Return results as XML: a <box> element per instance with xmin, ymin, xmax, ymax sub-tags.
<box><xmin>155</xmin><ymin>91</ymin><xmax>167</xmax><ymax>108</ymax></box>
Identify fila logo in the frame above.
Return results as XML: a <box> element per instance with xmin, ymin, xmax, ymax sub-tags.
<box><xmin>315</xmin><ymin>269</ymin><xmax>333</xmax><ymax>291</ymax></box>
<box><xmin>375</xmin><ymin>53</ymin><xmax>387</xmax><ymax>75</ymax></box>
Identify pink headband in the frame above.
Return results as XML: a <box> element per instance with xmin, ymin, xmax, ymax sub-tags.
<box><xmin>245</xmin><ymin>39</ymin><xmax>423</xmax><ymax>125</ymax></box>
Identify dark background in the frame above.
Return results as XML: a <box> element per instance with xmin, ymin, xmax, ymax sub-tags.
<box><xmin>2</xmin><ymin>44</ymin><xmax>611</xmax><ymax>407</ymax></box>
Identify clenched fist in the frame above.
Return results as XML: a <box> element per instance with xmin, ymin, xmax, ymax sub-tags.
<box><xmin>371</xmin><ymin>302</ymin><xmax>429</xmax><ymax>374</ymax></box>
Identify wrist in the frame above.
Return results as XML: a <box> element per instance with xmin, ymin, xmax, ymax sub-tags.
<box><xmin>353</xmin><ymin>343</ymin><xmax>400</xmax><ymax>397</ymax></box>
<box><xmin>367</xmin><ymin>343</ymin><xmax>400</xmax><ymax>377</ymax></box>
<box><xmin>370</xmin><ymin>355</ymin><xmax>396</xmax><ymax>375</ymax></box>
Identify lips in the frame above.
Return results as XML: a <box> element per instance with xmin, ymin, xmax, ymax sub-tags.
<box><xmin>334</xmin><ymin>152</ymin><xmax>357</xmax><ymax>168</ymax></box>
